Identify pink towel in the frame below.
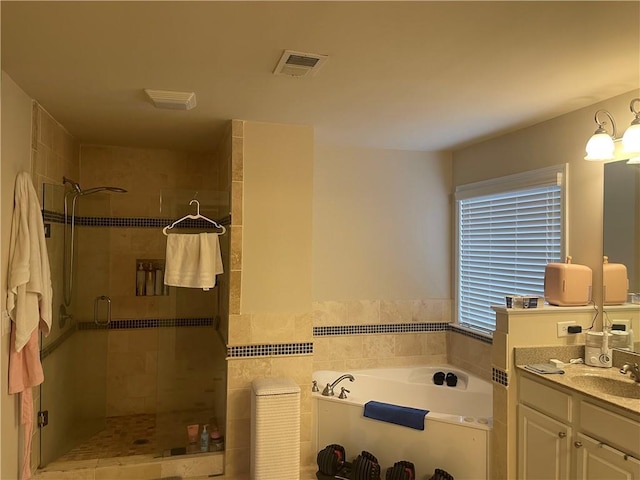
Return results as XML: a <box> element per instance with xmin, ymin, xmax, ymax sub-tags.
<box><xmin>9</xmin><ymin>327</ymin><xmax>40</xmax><ymax>480</ymax></box>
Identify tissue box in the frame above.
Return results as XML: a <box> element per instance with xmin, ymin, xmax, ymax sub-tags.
<box><xmin>544</xmin><ymin>259</ymin><xmax>592</xmax><ymax>306</ymax></box>
<box><xmin>603</xmin><ymin>261</ymin><xmax>628</xmax><ymax>305</ymax></box>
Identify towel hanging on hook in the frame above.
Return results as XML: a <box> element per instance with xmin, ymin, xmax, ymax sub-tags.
<box><xmin>162</xmin><ymin>199</ymin><xmax>226</xmax><ymax>236</ymax></box>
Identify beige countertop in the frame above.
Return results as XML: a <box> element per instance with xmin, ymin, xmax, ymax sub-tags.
<box><xmin>516</xmin><ymin>362</ymin><xmax>640</xmax><ymax>416</ymax></box>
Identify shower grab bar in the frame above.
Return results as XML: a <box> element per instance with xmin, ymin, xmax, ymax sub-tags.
<box><xmin>94</xmin><ymin>295</ymin><xmax>111</xmax><ymax>327</ymax></box>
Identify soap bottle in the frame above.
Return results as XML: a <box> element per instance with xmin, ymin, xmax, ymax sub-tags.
<box><xmin>200</xmin><ymin>424</ymin><xmax>209</xmax><ymax>452</ymax></box>
<box><xmin>154</xmin><ymin>264</ymin><xmax>164</xmax><ymax>296</ymax></box>
<box><xmin>136</xmin><ymin>262</ymin><xmax>146</xmax><ymax>296</ymax></box>
<box><xmin>145</xmin><ymin>263</ymin><xmax>155</xmax><ymax>296</ymax></box>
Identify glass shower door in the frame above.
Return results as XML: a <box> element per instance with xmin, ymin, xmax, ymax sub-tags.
<box><xmin>39</xmin><ymin>183</ymin><xmax>110</xmax><ymax>466</ymax></box>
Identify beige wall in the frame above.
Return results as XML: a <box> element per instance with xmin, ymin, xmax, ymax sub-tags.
<box><xmin>313</xmin><ymin>146</ymin><xmax>452</xmax><ymax>301</ymax></box>
<box><xmin>452</xmin><ymin>88</ymin><xmax>640</xmax><ymax>314</ymax></box>
<box><xmin>241</xmin><ymin>121</ymin><xmax>313</xmax><ymax>313</ymax></box>
<box><xmin>1</xmin><ymin>70</ymin><xmax>33</xmax><ymax>480</ymax></box>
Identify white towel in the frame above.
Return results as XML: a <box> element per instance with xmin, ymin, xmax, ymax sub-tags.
<box><xmin>7</xmin><ymin>171</ymin><xmax>52</xmax><ymax>352</ymax></box>
<box><xmin>164</xmin><ymin>232</ymin><xmax>223</xmax><ymax>290</ymax></box>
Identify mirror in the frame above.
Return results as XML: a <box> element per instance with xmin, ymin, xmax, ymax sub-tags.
<box><xmin>603</xmin><ymin>160</ymin><xmax>640</xmax><ymax>352</ymax></box>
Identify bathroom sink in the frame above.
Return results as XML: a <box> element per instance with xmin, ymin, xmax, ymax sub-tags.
<box><xmin>568</xmin><ymin>375</ymin><xmax>640</xmax><ymax>399</ymax></box>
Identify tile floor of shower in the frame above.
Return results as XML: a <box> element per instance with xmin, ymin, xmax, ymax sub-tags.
<box><xmin>38</xmin><ymin>411</ymin><xmax>227</xmax><ymax>479</ymax></box>
<box><xmin>54</xmin><ymin>410</ymin><xmax>220</xmax><ymax>462</ymax></box>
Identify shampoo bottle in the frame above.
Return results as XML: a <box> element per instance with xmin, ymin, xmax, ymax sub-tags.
<box><xmin>200</xmin><ymin>424</ymin><xmax>209</xmax><ymax>452</ymax></box>
<box><xmin>136</xmin><ymin>262</ymin><xmax>146</xmax><ymax>296</ymax></box>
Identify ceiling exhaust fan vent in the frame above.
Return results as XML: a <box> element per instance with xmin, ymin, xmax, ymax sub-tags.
<box><xmin>144</xmin><ymin>89</ymin><xmax>197</xmax><ymax>110</ymax></box>
<box><xmin>273</xmin><ymin>50</ymin><xmax>328</xmax><ymax>78</ymax></box>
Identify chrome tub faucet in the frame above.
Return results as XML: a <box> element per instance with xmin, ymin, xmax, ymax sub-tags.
<box><xmin>620</xmin><ymin>362</ymin><xmax>640</xmax><ymax>383</ymax></box>
<box><xmin>322</xmin><ymin>374</ymin><xmax>355</xmax><ymax>396</ymax></box>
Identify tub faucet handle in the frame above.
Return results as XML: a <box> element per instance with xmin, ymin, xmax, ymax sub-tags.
<box><xmin>338</xmin><ymin>387</ymin><xmax>350</xmax><ymax>399</ymax></box>
<box><xmin>312</xmin><ymin>380</ymin><xmax>319</xmax><ymax>392</ymax></box>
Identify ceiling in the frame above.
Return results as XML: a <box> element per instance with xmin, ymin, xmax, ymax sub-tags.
<box><xmin>2</xmin><ymin>1</ymin><xmax>639</xmax><ymax>153</ymax></box>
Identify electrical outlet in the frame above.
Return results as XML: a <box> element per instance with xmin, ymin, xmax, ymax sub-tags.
<box><xmin>557</xmin><ymin>321</ymin><xmax>577</xmax><ymax>337</ymax></box>
<box><xmin>611</xmin><ymin>319</ymin><xmax>630</xmax><ymax>331</ymax></box>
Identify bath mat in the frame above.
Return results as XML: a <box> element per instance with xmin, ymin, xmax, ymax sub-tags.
<box><xmin>363</xmin><ymin>401</ymin><xmax>429</xmax><ymax>430</ymax></box>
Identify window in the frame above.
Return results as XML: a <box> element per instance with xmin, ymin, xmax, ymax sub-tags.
<box><xmin>455</xmin><ymin>165</ymin><xmax>566</xmax><ymax>334</ymax></box>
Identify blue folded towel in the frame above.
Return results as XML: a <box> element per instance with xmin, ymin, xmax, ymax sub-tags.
<box><xmin>363</xmin><ymin>400</ymin><xmax>429</xmax><ymax>430</ymax></box>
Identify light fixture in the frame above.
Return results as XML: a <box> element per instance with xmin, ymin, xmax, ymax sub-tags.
<box><xmin>584</xmin><ymin>97</ymin><xmax>640</xmax><ymax>162</ymax></box>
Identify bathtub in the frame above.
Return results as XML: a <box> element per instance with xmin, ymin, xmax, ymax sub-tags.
<box><xmin>312</xmin><ymin>365</ymin><xmax>492</xmax><ymax>480</ymax></box>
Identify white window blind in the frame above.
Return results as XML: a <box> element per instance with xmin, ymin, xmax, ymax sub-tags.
<box><xmin>456</xmin><ymin>166</ymin><xmax>565</xmax><ymax>334</ymax></box>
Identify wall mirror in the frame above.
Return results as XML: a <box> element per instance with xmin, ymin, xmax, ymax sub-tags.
<box><xmin>603</xmin><ymin>160</ymin><xmax>640</xmax><ymax>352</ymax></box>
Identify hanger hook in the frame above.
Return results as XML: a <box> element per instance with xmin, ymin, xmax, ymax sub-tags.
<box><xmin>189</xmin><ymin>199</ymin><xmax>201</xmax><ymax>216</ymax></box>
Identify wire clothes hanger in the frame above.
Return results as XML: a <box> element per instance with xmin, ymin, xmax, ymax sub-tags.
<box><xmin>162</xmin><ymin>199</ymin><xmax>227</xmax><ymax>236</ymax></box>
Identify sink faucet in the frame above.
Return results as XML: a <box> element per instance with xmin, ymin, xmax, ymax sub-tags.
<box><xmin>322</xmin><ymin>374</ymin><xmax>355</xmax><ymax>396</ymax></box>
<box><xmin>620</xmin><ymin>363</ymin><xmax>640</xmax><ymax>383</ymax></box>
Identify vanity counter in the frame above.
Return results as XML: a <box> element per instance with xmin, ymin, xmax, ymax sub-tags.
<box><xmin>515</xmin><ymin>362</ymin><xmax>640</xmax><ymax>415</ymax></box>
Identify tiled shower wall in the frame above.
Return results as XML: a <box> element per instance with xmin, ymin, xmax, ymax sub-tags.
<box><xmin>77</xmin><ymin>144</ymin><xmax>228</xmax><ymax>420</ymax></box>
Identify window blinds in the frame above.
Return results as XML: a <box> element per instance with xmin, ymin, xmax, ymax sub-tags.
<box><xmin>456</xmin><ymin>167</ymin><xmax>565</xmax><ymax>334</ymax></box>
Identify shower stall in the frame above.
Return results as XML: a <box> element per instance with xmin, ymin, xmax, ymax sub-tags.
<box><xmin>38</xmin><ymin>146</ymin><xmax>230</xmax><ymax>472</ymax></box>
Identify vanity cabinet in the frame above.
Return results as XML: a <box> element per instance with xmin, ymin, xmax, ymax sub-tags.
<box><xmin>518</xmin><ymin>404</ymin><xmax>571</xmax><ymax>479</ymax></box>
<box><xmin>575</xmin><ymin>432</ymin><xmax>640</xmax><ymax>479</ymax></box>
<box><xmin>518</xmin><ymin>374</ymin><xmax>640</xmax><ymax>480</ymax></box>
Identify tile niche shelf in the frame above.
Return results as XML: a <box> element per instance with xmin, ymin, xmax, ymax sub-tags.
<box><xmin>135</xmin><ymin>259</ymin><xmax>168</xmax><ymax>297</ymax></box>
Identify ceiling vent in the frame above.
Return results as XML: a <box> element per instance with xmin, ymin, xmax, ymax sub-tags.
<box><xmin>144</xmin><ymin>89</ymin><xmax>197</xmax><ymax>110</ymax></box>
<box><xmin>273</xmin><ymin>50</ymin><xmax>328</xmax><ymax>78</ymax></box>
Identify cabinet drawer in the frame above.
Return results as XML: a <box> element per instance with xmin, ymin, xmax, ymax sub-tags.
<box><xmin>520</xmin><ymin>375</ymin><xmax>572</xmax><ymax>423</ymax></box>
<box><xmin>579</xmin><ymin>401</ymin><xmax>640</xmax><ymax>458</ymax></box>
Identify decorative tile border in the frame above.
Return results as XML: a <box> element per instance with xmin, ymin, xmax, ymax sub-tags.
<box><xmin>492</xmin><ymin>366</ymin><xmax>509</xmax><ymax>386</ymax></box>
<box><xmin>312</xmin><ymin>322</ymin><xmax>493</xmax><ymax>345</ymax></box>
<box><xmin>313</xmin><ymin>322</ymin><xmax>449</xmax><ymax>336</ymax></box>
<box><xmin>43</xmin><ymin>210</ymin><xmax>65</xmax><ymax>224</ymax></box>
<box><xmin>227</xmin><ymin>342</ymin><xmax>313</xmax><ymax>358</ymax></box>
<box><xmin>42</xmin><ymin>210</ymin><xmax>230</xmax><ymax>229</ymax></box>
<box><xmin>448</xmin><ymin>324</ymin><xmax>493</xmax><ymax>344</ymax></box>
<box><xmin>77</xmin><ymin>317</ymin><xmax>214</xmax><ymax>330</ymax></box>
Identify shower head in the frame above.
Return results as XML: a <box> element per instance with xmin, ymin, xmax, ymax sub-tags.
<box><xmin>80</xmin><ymin>186</ymin><xmax>128</xmax><ymax>196</ymax></box>
<box><xmin>63</xmin><ymin>177</ymin><xmax>82</xmax><ymax>194</ymax></box>
<box><xmin>63</xmin><ymin>177</ymin><xmax>127</xmax><ymax>196</ymax></box>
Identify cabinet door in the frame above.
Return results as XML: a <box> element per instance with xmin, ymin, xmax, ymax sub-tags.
<box><xmin>518</xmin><ymin>404</ymin><xmax>571</xmax><ymax>480</ymax></box>
<box><xmin>575</xmin><ymin>433</ymin><xmax>640</xmax><ymax>480</ymax></box>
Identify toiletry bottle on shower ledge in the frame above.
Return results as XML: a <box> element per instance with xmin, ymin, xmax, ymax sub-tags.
<box><xmin>145</xmin><ymin>263</ymin><xmax>155</xmax><ymax>296</ymax></box>
<box><xmin>136</xmin><ymin>262</ymin><xmax>145</xmax><ymax>296</ymax></box>
<box><xmin>154</xmin><ymin>264</ymin><xmax>164</xmax><ymax>296</ymax></box>
<box><xmin>200</xmin><ymin>424</ymin><xmax>209</xmax><ymax>452</ymax></box>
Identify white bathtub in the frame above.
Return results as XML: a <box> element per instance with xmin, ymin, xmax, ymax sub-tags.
<box><xmin>312</xmin><ymin>365</ymin><xmax>492</xmax><ymax>480</ymax></box>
